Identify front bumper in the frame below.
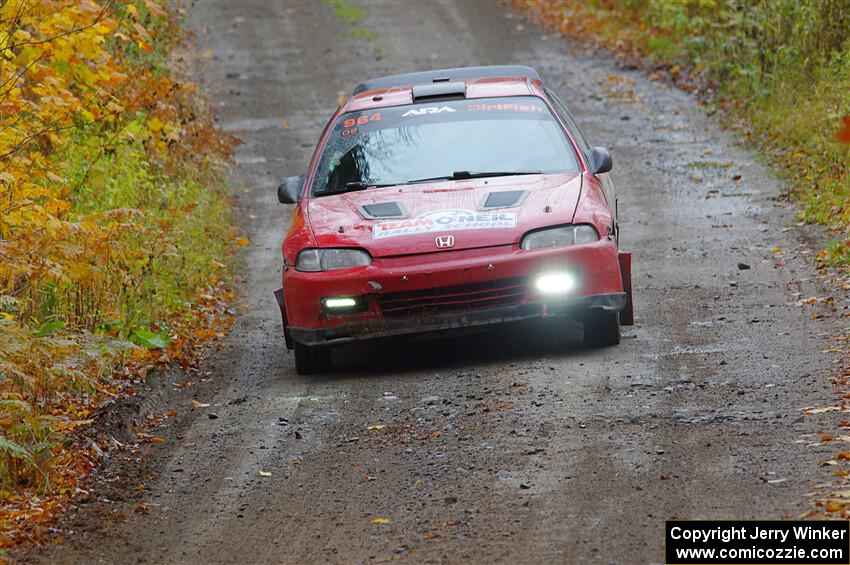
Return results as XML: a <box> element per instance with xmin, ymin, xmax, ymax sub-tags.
<box><xmin>277</xmin><ymin>238</ymin><xmax>627</xmax><ymax>347</ymax></box>
<box><xmin>286</xmin><ymin>292</ymin><xmax>626</xmax><ymax>346</ymax></box>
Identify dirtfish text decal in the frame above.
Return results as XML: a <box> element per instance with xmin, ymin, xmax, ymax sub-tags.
<box><xmin>372</xmin><ymin>208</ymin><xmax>517</xmax><ymax>239</ymax></box>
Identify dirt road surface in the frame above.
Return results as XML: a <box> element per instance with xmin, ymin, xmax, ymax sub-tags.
<box><xmin>24</xmin><ymin>1</ymin><xmax>846</xmax><ymax>563</ymax></box>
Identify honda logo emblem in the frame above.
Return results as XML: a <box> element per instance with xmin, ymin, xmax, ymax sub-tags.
<box><xmin>435</xmin><ymin>235</ymin><xmax>455</xmax><ymax>249</ymax></box>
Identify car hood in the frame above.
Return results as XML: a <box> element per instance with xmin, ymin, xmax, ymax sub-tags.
<box><xmin>306</xmin><ymin>173</ymin><xmax>582</xmax><ymax>258</ymax></box>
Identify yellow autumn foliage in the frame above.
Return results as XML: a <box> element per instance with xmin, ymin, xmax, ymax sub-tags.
<box><xmin>0</xmin><ymin>0</ymin><xmax>236</xmax><ymax>546</ymax></box>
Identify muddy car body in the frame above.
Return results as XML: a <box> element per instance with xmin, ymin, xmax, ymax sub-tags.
<box><xmin>275</xmin><ymin>65</ymin><xmax>633</xmax><ymax>374</ymax></box>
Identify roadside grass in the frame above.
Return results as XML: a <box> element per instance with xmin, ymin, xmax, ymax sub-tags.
<box><xmin>0</xmin><ymin>0</ymin><xmax>236</xmax><ymax>547</ymax></box>
<box><xmin>514</xmin><ymin>0</ymin><xmax>850</xmax><ymax>266</ymax></box>
<box><xmin>326</xmin><ymin>0</ymin><xmax>365</xmax><ymax>25</ymax></box>
<box><xmin>325</xmin><ymin>0</ymin><xmax>378</xmax><ymax>42</ymax></box>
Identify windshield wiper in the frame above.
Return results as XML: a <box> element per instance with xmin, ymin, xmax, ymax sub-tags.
<box><xmin>317</xmin><ymin>181</ymin><xmax>399</xmax><ymax>197</ymax></box>
<box><xmin>407</xmin><ymin>171</ymin><xmax>542</xmax><ymax>184</ymax></box>
<box><xmin>318</xmin><ymin>171</ymin><xmax>543</xmax><ymax>196</ymax></box>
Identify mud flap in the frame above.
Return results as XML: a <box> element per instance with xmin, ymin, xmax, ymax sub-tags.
<box><xmin>618</xmin><ymin>252</ymin><xmax>634</xmax><ymax>326</ymax></box>
<box><xmin>274</xmin><ymin>288</ymin><xmax>294</xmax><ymax>350</ymax></box>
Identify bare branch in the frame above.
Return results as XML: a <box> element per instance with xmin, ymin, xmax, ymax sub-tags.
<box><xmin>0</xmin><ymin>118</ymin><xmax>74</xmax><ymax>161</ymax></box>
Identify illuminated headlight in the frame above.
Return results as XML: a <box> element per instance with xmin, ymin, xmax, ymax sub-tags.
<box><xmin>520</xmin><ymin>225</ymin><xmax>599</xmax><ymax>250</ymax></box>
<box><xmin>322</xmin><ymin>297</ymin><xmax>359</xmax><ymax>310</ymax></box>
<box><xmin>535</xmin><ymin>273</ymin><xmax>576</xmax><ymax>294</ymax></box>
<box><xmin>296</xmin><ymin>248</ymin><xmax>372</xmax><ymax>272</ymax></box>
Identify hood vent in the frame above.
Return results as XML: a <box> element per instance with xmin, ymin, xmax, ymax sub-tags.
<box><xmin>482</xmin><ymin>190</ymin><xmax>528</xmax><ymax>210</ymax></box>
<box><xmin>359</xmin><ymin>202</ymin><xmax>407</xmax><ymax>219</ymax></box>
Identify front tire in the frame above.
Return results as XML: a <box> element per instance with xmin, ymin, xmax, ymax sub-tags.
<box><xmin>294</xmin><ymin>342</ymin><xmax>332</xmax><ymax>374</ymax></box>
<box><xmin>582</xmin><ymin>311</ymin><xmax>621</xmax><ymax>347</ymax></box>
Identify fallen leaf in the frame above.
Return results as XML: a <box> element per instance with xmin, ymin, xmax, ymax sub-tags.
<box><xmin>366</xmin><ymin>424</ymin><xmax>385</xmax><ymax>431</ymax></box>
<box><xmin>259</xmin><ymin>470</ymin><xmax>272</xmax><ymax>477</ymax></box>
<box><xmin>191</xmin><ymin>400</ymin><xmax>210</xmax><ymax>408</ymax></box>
<box><xmin>235</xmin><ymin>236</ymin><xmax>250</xmax><ymax>246</ymax></box>
<box><xmin>371</xmin><ymin>517</ymin><xmax>391</xmax><ymax>524</ymax></box>
<box><xmin>131</xmin><ymin>328</ymin><xmax>169</xmax><ymax>349</ymax></box>
<box><xmin>803</xmin><ymin>406</ymin><xmax>840</xmax><ymax>415</ymax></box>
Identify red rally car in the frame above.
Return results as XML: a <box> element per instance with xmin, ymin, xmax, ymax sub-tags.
<box><xmin>275</xmin><ymin>65</ymin><xmax>633</xmax><ymax>374</ymax></box>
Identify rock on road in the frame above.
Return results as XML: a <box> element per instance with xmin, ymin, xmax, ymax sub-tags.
<box><xmin>26</xmin><ymin>1</ymin><xmax>845</xmax><ymax>563</ymax></box>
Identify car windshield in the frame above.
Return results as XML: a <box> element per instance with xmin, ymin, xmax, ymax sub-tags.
<box><xmin>311</xmin><ymin>96</ymin><xmax>578</xmax><ymax>196</ymax></box>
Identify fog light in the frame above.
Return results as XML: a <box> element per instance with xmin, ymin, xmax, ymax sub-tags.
<box><xmin>323</xmin><ymin>297</ymin><xmax>358</xmax><ymax>309</ymax></box>
<box><xmin>535</xmin><ymin>273</ymin><xmax>575</xmax><ymax>294</ymax></box>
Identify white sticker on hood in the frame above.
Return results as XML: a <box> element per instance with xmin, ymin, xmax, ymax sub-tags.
<box><xmin>372</xmin><ymin>208</ymin><xmax>517</xmax><ymax>239</ymax></box>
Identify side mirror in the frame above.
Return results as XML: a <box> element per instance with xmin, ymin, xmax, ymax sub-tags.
<box><xmin>277</xmin><ymin>175</ymin><xmax>305</xmax><ymax>204</ymax></box>
<box><xmin>585</xmin><ymin>146</ymin><xmax>612</xmax><ymax>175</ymax></box>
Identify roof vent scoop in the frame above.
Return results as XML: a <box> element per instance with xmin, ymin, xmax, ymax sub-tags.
<box><xmin>482</xmin><ymin>190</ymin><xmax>528</xmax><ymax>210</ymax></box>
<box><xmin>411</xmin><ymin>81</ymin><xmax>466</xmax><ymax>102</ymax></box>
<box><xmin>359</xmin><ymin>202</ymin><xmax>407</xmax><ymax>219</ymax></box>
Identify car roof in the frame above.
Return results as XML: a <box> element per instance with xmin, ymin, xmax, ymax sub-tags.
<box><xmin>345</xmin><ymin>65</ymin><xmax>545</xmax><ymax>113</ymax></box>
<box><xmin>351</xmin><ymin>65</ymin><xmax>541</xmax><ymax>95</ymax></box>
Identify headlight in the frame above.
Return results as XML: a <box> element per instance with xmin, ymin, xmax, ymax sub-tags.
<box><xmin>535</xmin><ymin>272</ymin><xmax>576</xmax><ymax>294</ymax></box>
<box><xmin>296</xmin><ymin>248</ymin><xmax>372</xmax><ymax>272</ymax></box>
<box><xmin>520</xmin><ymin>225</ymin><xmax>599</xmax><ymax>250</ymax></box>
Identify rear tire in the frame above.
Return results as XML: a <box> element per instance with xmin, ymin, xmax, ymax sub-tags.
<box><xmin>294</xmin><ymin>342</ymin><xmax>332</xmax><ymax>374</ymax></box>
<box><xmin>582</xmin><ymin>311</ymin><xmax>621</xmax><ymax>347</ymax></box>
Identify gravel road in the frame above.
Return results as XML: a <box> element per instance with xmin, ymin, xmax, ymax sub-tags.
<box><xmin>24</xmin><ymin>1</ymin><xmax>846</xmax><ymax>563</ymax></box>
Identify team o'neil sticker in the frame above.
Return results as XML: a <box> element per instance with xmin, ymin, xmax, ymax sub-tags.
<box><xmin>372</xmin><ymin>208</ymin><xmax>517</xmax><ymax>240</ymax></box>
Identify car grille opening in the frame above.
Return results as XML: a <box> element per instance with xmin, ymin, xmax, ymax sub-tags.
<box><xmin>376</xmin><ymin>277</ymin><xmax>527</xmax><ymax>318</ymax></box>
